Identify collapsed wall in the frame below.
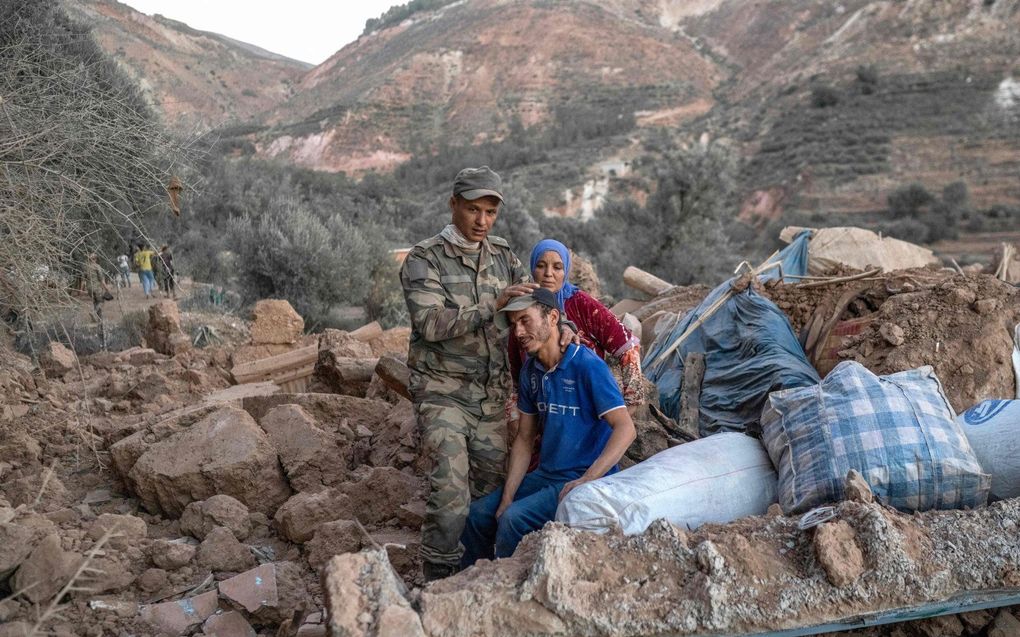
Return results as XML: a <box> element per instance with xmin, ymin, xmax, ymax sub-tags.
<box><xmin>323</xmin><ymin>498</ymin><xmax>1020</xmax><ymax>637</ymax></box>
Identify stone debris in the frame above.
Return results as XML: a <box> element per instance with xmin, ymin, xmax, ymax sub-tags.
<box><xmin>259</xmin><ymin>403</ymin><xmax>348</xmax><ymax>491</ymax></box>
<box><xmin>180</xmin><ymin>494</ymin><xmax>252</xmax><ymax>541</ymax></box>
<box><xmin>813</xmin><ymin>520</ymin><xmax>866</xmax><ymax>587</ymax></box>
<box><xmin>305</xmin><ymin>520</ymin><xmax>372</xmax><ymax>570</ymax></box>
<box><xmin>203</xmin><ymin>610</ymin><xmax>258</xmax><ymax>637</ymax></box>
<box><xmin>322</xmin><ymin>549</ymin><xmax>425</xmax><ymax>637</ymax></box>
<box><xmin>274</xmin><ymin>489</ymin><xmax>354</xmax><ymax>544</ymax></box>
<box><xmin>39</xmin><ymin>341</ymin><xmax>77</xmax><ymax>378</ymax></box>
<box><xmin>844</xmin><ymin>469</ymin><xmax>875</xmax><ymax>504</ymax></box>
<box><xmin>989</xmin><ymin>610</ymin><xmax>1020</xmax><ymax>637</ymax></box>
<box><xmin>11</xmin><ymin>534</ymin><xmax>74</xmax><ymax>604</ymax></box>
<box><xmin>149</xmin><ymin>538</ymin><xmax>197</xmax><ymax>570</ymax></box>
<box><xmin>5</xmin><ymin>285</ymin><xmax>1020</xmax><ymax>637</ymax></box>
<box><xmin>87</xmin><ymin>512</ymin><xmax>147</xmax><ymax>550</ymax></box>
<box><xmin>251</xmin><ymin>299</ymin><xmax>305</xmax><ymax>345</ymax></box>
<box><xmin>196</xmin><ymin>526</ymin><xmax>257</xmax><ymax>573</ymax></box>
<box><xmin>0</xmin><ymin>521</ymin><xmax>38</xmax><ymax>577</ymax></box>
<box><xmin>139</xmin><ymin>589</ymin><xmax>219</xmax><ymax>635</ymax></box>
<box><xmin>219</xmin><ymin>561</ymin><xmax>308</xmax><ymax>623</ymax></box>
<box><xmin>146</xmin><ymin>299</ymin><xmax>191</xmax><ymax>356</ymax></box>
<box><xmin>125</xmin><ymin>406</ymin><xmax>291</xmax><ymax>516</ymax></box>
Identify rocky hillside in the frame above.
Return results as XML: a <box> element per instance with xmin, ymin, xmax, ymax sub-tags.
<box><xmin>62</xmin><ymin>0</ymin><xmax>310</xmax><ymax>132</ymax></box>
<box><xmin>70</xmin><ymin>0</ymin><xmax>1020</xmax><ymax>222</ymax></box>
<box><xmin>684</xmin><ymin>0</ymin><xmax>1020</xmax><ymax>218</ymax></box>
<box><xmin>253</xmin><ymin>0</ymin><xmax>721</xmax><ymax>174</ymax></box>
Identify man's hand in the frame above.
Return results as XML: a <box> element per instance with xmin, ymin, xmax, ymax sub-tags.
<box><xmin>495</xmin><ymin>497</ymin><xmax>513</xmax><ymax>519</ymax></box>
<box><xmin>558</xmin><ymin>323</ymin><xmax>580</xmax><ymax>353</ymax></box>
<box><xmin>558</xmin><ymin>476</ymin><xmax>591</xmax><ymax>502</ymax></box>
<box><xmin>496</xmin><ymin>282</ymin><xmax>539</xmax><ymax>310</ymax></box>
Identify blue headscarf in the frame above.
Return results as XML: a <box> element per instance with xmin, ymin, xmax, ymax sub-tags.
<box><xmin>530</xmin><ymin>239</ymin><xmax>579</xmax><ymax>311</ymax></box>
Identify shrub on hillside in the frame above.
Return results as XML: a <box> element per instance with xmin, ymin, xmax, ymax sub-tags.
<box><xmin>227</xmin><ymin>198</ymin><xmax>395</xmax><ymax>329</ymax></box>
<box><xmin>856</xmin><ymin>65</ymin><xmax>879</xmax><ymax>94</ymax></box>
<box><xmin>811</xmin><ymin>85</ymin><xmax>840</xmax><ymax>108</ymax></box>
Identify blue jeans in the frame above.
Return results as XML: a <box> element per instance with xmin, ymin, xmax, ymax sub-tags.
<box><xmin>460</xmin><ymin>471</ymin><xmax>568</xmax><ymax>568</ymax></box>
<box><xmin>140</xmin><ymin>270</ymin><xmax>155</xmax><ymax>296</ymax></box>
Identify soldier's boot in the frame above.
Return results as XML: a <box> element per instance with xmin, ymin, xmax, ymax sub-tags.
<box><xmin>422</xmin><ymin>561</ymin><xmax>458</xmax><ymax>583</ymax></box>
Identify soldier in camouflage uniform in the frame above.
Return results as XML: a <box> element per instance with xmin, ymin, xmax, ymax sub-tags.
<box><xmin>401</xmin><ymin>166</ymin><xmax>537</xmax><ymax>581</ymax></box>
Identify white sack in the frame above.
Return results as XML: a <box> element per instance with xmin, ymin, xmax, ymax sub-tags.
<box><xmin>957</xmin><ymin>399</ymin><xmax>1020</xmax><ymax>500</ymax></box>
<box><xmin>555</xmin><ymin>432</ymin><xmax>777</xmax><ymax>535</ymax></box>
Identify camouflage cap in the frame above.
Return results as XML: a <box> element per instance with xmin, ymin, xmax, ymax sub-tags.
<box><xmin>452</xmin><ymin>166</ymin><xmax>504</xmax><ymax>203</ymax></box>
<box><xmin>494</xmin><ymin>287</ymin><xmax>557</xmax><ymax>330</ymax></box>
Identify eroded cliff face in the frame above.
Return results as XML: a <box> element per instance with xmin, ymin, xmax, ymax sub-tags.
<box><xmin>63</xmin><ymin>0</ymin><xmax>309</xmax><ymax>133</ymax></box>
<box><xmin>70</xmin><ymin>0</ymin><xmax>1020</xmax><ymax>222</ymax></box>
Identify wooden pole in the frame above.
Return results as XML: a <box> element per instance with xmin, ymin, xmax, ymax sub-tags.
<box><xmin>375</xmin><ymin>356</ymin><xmax>412</xmax><ymax>401</ymax></box>
<box><xmin>623</xmin><ymin>266</ymin><xmax>674</xmax><ymax>296</ymax></box>
<box><xmin>349</xmin><ymin>321</ymin><xmax>383</xmax><ymax>342</ymax></box>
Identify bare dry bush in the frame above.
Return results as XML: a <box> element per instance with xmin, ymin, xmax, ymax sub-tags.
<box><xmin>0</xmin><ymin>0</ymin><xmax>191</xmax><ymax>333</ymax></box>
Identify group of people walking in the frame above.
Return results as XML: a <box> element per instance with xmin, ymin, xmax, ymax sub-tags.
<box><xmin>400</xmin><ymin>166</ymin><xmax>644</xmax><ymax>581</ymax></box>
<box><xmin>116</xmin><ymin>244</ymin><xmax>176</xmax><ymax>299</ymax></box>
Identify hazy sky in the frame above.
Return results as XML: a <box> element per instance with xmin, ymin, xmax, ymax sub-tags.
<box><xmin>121</xmin><ymin>1</ymin><xmax>404</xmax><ymax>65</ymax></box>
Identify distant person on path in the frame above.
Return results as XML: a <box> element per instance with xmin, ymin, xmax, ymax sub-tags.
<box><xmin>83</xmin><ymin>252</ymin><xmax>112</xmax><ymax>322</ymax></box>
<box><xmin>116</xmin><ymin>254</ymin><xmax>130</xmax><ymax>288</ymax></box>
<box><xmin>400</xmin><ymin>166</ymin><xmax>575</xmax><ymax>581</ymax></box>
<box><xmin>507</xmin><ymin>239</ymin><xmax>644</xmax><ymax>448</ymax></box>
<box><xmin>158</xmin><ymin>245</ymin><xmax>176</xmax><ymax>299</ymax></box>
<box><xmin>134</xmin><ymin>244</ymin><xmax>157</xmax><ymax>299</ymax></box>
<box><xmin>460</xmin><ymin>288</ymin><xmax>636</xmax><ymax>566</ymax></box>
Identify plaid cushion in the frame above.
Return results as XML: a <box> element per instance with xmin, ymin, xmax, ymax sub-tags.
<box><xmin>762</xmin><ymin>361</ymin><xmax>989</xmax><ymax>514</ymax></box>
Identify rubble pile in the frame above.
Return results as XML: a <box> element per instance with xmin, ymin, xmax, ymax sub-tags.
<box><xmin>3</xmin><ymin>248</ymin><xmax>1020</xmax><ymax>637</ymax></box>
<box><xmin>0</xmin><ymin>300</ymin><xmax>429</xmax><ymax>637</ymax></box>
<box><xmin>762</xmin><ymin>269</ymin><xmax>1020</xmax><ymax>410</ymax></box>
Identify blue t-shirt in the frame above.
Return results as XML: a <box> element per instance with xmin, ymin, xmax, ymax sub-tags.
<box><xmin>517</xmin><ymin>344</ymin><xmax>626</xmax><ymax>481</ymax></box>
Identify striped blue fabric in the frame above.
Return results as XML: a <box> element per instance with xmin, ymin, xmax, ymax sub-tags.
<box><xmin>762</xmin><ymin>361</ymin><xmax>989</xmax><ymax>514</ymax></box>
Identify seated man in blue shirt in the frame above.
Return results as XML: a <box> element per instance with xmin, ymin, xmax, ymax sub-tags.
<box><xmin>460</xmin><ymin>287</ymin><xmax>637</xmax><ymax>567</ymax></box>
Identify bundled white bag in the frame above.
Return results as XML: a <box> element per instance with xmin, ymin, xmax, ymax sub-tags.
<box><xmin>555</xmin><ymin>432</ymin><xmax>778</xmax><ymax>535</ymax></box>
<box><xmin>957</xmin><ymin>399</ymin><xmax>1020</xmax><ymax>500</ymax></box>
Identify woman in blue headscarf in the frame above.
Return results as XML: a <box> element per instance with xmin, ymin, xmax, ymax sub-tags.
<box><xmin>508</xmin><ymin>239</ymin><xmax>644</xmax><ymax>433</ymax></box>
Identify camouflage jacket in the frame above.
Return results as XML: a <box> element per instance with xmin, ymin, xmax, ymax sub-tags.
<box><xmin>400</xmin><ymin>233</ymin><xmax>529</xmax><ymax>408</ymax></box>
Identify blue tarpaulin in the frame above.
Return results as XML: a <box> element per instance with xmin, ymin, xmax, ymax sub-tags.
<box><xmin>644</xmin><ymin>231</ymin><xmax>819</xmax><ymax>436</ymax></box>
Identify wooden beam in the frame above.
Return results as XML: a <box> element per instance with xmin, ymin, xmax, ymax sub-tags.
<box><xmin>231</xmin><ymin>344</ymin><xmax>317</xmax><ymax>384</ymax></box>
<box><xmin>375</xmin><ymin>356</ymin><xmax>412</xmax><ymax>401</ymax></box>
<box><xmin>623</xmin><ymin>266</ymin><xmax>673</xmax><ymax>296</ymax></box>
<box><xmin>677</xmin><ymin>352</ymin><xmax>705</xmax><ymax>440</ymax></box>
<box><xmin>349</xmin><ymin>321</ymin><xmax>383</xmax><ymax>342</ymax></box>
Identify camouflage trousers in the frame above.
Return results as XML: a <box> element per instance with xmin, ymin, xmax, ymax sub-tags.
<box><xmin>416</xmin><ymin>398</ymin><xmax>507</xmax><ymax>567</ymax></box>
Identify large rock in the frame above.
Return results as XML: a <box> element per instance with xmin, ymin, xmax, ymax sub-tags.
<box><xmin>0</xmin><ymin>522</ymin><xmax>38</xmax><ymax>579</ymax></box>
<box><xmin>338</xmin><ymin>467</ymin><xmax>420</xmax><ymax>526</ymax></box>
<box><xmin>242</xmin><ymin>393</ymin><xmax>388</xmax><ymax>439</ymax></box>
<box><xmin>305</xmin><ymin>520</ymin><xmax>372</xmax><ymax>570</ymax></box>
<box><xmin>87</xmin><ymin>513</ymin><xmax>147</xmax><ymax>550</ymax></box>
<box><xmin>180</xmin><ymin>494</ymin><xmax>252</xmax><ymax>541</ymax></box>
<box><xmin>12</xmin><ymin>534</ymin><xmax>75</xmax><ymax>604</ymax></box>
<box><xmin>146</xmin><ymin>300</ymin><xmax>190</xmax><ymax>356</ymax></box>
<box><xmin>127</xmin><ymin>407</ymin><xmax>291</xmax><ymax>517</ymax></box>
<box><xmin>39</xmin><ymin>341</ymin><xmax>76</xmax><ymax>378</ymax></box>
<box><xmin>315</xmin><ymin>329</ymin><xmax>375</xmax><ymax>395</ymax></box>
<box><xmin>274</xmin><ymin>490</ymin><xmax>353</xmax><ymax>544</ymax></box>
<box><xmin>251</xmin><ymin>299</ymin><xmax>304</xmax><ymax>345</ymax></box>
<box><xmin>322</xmin><ymin>549</ymin><xmax>425</xmax><ymax>637</ymax></box>
<box><xmin>196</xmin><ymin>527</ymin><xmax>256</xmax><ymax>573</ymax></box>
<box><xmin>260</xmin><ymin>404</ymin><xmax>349</xmax><ymax>491</ymax></box>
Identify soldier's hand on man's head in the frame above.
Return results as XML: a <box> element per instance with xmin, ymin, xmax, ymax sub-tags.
<box><xmin>496</xmin><ymin>282</ymin><xmax>539</xmax><ymax>310</ymax></box>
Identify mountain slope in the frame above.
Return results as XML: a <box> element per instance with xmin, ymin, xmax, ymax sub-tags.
<box><xmin>63</xmin><ymin>0</ymin><xmax>310</xmax><ymax>132</ymax></box>
<box><xmin>251</xmin><ymin>0</ymin><xmax>723</xmax><ymax>173</ymax></box>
